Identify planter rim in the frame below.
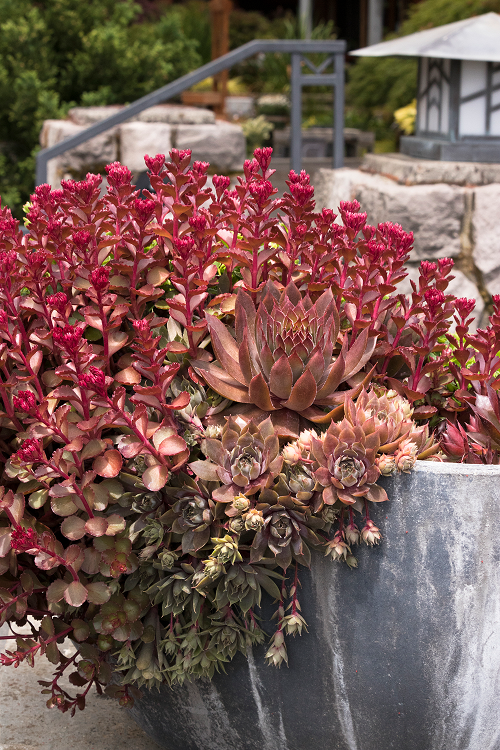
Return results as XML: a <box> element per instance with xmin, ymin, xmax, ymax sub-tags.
<box><xmin>414</xmin><ymin>458</ymin><xmax>500</xmax><ymax>475</ymax></box>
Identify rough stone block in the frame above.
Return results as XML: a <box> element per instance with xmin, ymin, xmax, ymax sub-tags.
<box><xmin>175</xmin><ymin>121</ymin><xmax>245</xmax><ymax>173</ymax></box>
<box><xmin>136</xmin><ymin>105</ymin><xmax>215</xmax><ymax>125</ymax></box>
<box><xmin>39</xmin><ymin>119</ymin><xmax>118</xmax><ymax>187</ymax></box>
<box><xmin>120</xmin><ymin>122</ymin><xmax>172</xmax><ymax>174</ymax></box>
<box><xmin>472</xmin><ymin>183</ymin><xmax>500</xmax><ymax>295</ymax></box>
<box><xmin>67</xmin><ymin>106</ymin><xmax>125</xmax><ymax>126</ymax></box>
<box><xmin>68</xmin><ymin>104</ymin><xmax>215</xmax><ymax>126</ymax></box>
<box><xmin>314</xmin><ymin>168</ymin><xmax>464</xmax><ymax>260</ymax></box>
<box><xmin>362</xmin><ymin>152</ymin><xmax>500</xmax><ymax>186</ymax></box>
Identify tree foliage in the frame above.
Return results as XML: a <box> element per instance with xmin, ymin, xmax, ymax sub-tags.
<box><xmin>0</xmin><ymin>0</ymin><xmax>201</xmax><ymax>215</ymax></box>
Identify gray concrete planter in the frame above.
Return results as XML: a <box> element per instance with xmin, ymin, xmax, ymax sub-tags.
<box><xmin>130</xmin><ymin>461</ymin><xmax>500</xmax><ymax>750</ymax></box>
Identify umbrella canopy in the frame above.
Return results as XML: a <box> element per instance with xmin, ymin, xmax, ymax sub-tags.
<box><xmin>351</xmin><ymin>12</ymin><xmax>500</xmax><ymax>63</ymax></box>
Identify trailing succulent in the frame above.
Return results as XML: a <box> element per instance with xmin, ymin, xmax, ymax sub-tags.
<box><xmin>0</xmin><ymin>147</ymin><xmax>498</xmax><ymax>715</ymax></box>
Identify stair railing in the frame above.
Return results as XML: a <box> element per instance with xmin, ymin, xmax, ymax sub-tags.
<box><xmin>35</xmin><ymin>38</ymin><xmax>346</xmax><ymax>186</ymax></box>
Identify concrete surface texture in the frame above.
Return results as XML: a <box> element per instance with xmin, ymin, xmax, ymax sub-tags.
<box><xmin>127</xmin><ymin>462</ymin><xmax>500</xmax><ymax>750</ymax></box>
<box><xmin>0</xmin><ymin>624</ymin><xmax>160</xmax><ymax>750</ymax></box>
<box><xmin>313</xmin><ymin>155</ymin><xmax>500</xmax><ymax>327</ymax></box>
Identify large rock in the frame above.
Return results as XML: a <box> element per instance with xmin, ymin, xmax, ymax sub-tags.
<box><xmin>136</xmin><ymin>105</ymin><xmax>215</xmax><ymax>125</ymax></box>
<box><xmin>120</xmin><ymin>122</ymin><xmax>172</xmax><ymax>174</ymax></box>
<box><xmin>313</xmin><ymin>161</ymin><xmax>500</xmax><ymax>325</ymax></box>
<box><xmin>362</xmin><ymin>152</ymin><xmax>500</xmax><ymax>186</ymax></box>
<box><xmin>472</xmin><ymin>183</ymin><xmax>500</xmax><ymax>295</ymax></box>
<box><xmin>41</xmin><ymin>106</ymin><xmax>243</xmax><ymax>187</ymax></box>
<box><xmin>39</xmin><ymin>119</ymin><xmax>119</xmax><ymax>186</ymax></box>
<box><xmin>68</xmin><ymin>104</ymin><xmax>215</xmax><ymax>126</ymax></box>
<box><xmin>175</xmin><ymin>122</ymin><xmax>246</xmax><ymax>173</ymax></box>
<box><xmin>314</xmin><ymin>168</ymin><xmax>464</xmax><ymax>260</ymax></box>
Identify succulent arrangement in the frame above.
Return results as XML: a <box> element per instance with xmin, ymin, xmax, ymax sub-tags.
<box><xmin>0</xmin><ymin>147</ymin><xmax>499</xmax><ymax>714</ymax></box>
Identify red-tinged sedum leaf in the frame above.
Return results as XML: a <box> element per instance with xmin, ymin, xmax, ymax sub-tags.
<box><xmin>0</xmin><ymin>528</ymin><xmax>12</xmax><ymax>557</ymax></box>
<box><xmin>51</xmin><ymin>495</ymin><xmax>80</xmax><ymax>517</ymax></box>
<box><xmin>142</xmin><ymin>464</ymin><xmax>169</xmax><ymax>491</ymax></box>
<box><xmin>64</xmin><ymin>581</ymin><xmax>88</xmax><ymax>607</ymax></box>
<box><xmin>84</xmin><ymin>517</ymin><xmax>109</xmax><ymax>537</ymax></box>
<box><xmin>64</xmin><ymin>437</ymin><xmax>84</xmax><ymax>452</ymax></box>
<box><xmin>189</xmin><ymin>459</ymin><xmax>220</xmax><ymax>481</ymax></box>
<box><xmin>105</xmin><ymin>515</ymin><xmax>126</xmax><ymax>536</ymax></box>
<box><xmin>47</xmin><ymin>579</ymin><xmax>69</xmax><ymax>603</ymax></box>
<box><xmin>81</xmin><ymin>439</ymin><xmax>107</xmax><ymax>461</ymax></box>
<box><xmin>71</xmin><ymin>619</ymin><xmax>90</xmax><ymax>642</ymax></box>
<box><xmin>116</xmin><ymin>436</ymin><xmax>143</xmax><ymax>459</ymax></box>
<box><xmin>81</xmin><ymin>548</ymin><xmax>101</xmax><ymax>576</ymax></box>
<box><xmin>412</xmin><ymin>405</ymin><xmax>438</xmax><ymax>419</ymax></box>
<box><xmin>147</xmin><ymin>267</ymin><xmax>170</xmax><ymax>286</ymax></box>
<box><xmin>93</xmin><ymin>450</ymin><xmax>123</xmax><ymax>478</ymax></box>
<box><xmin>152</xmin><ymin>426</ymin><xmax>176</xmax><ymax>449</ymax></box>
<box><xmin>86</xmin><ymin>582</ymin><xmax>111</xmax><ymax>605</ymax></box>
<box><xmin>114</xmin><ymin>367</ymin><xmax>141</xmax><ymax>385</ymax></box>
<box><xmin>158</xmin><ymin>435</ymin><xmax>187</xmax><ymax>456</ymax></box>
<box><xmin>170</xmin><ymin>391</ymin><xmax>191</xmax><ymax>409</ymax></box>
<box><xmin>0</xmin><ymin>491</ymin><xmax>25</xmax><ymax>525</ymax></box>
<box><xmin>107</xmin><ymin>330</ymin><xmax>128</xmax><ymax>356</ymax></box>
<box><xmin>61</xmin><ymin>516</ymin><xmax>87</xmax><ymax>540</ymax></box>
<box><xmin>64</xmin><ymin>545</ymin><xmax>85</xmax><ymax>570</ymax></box>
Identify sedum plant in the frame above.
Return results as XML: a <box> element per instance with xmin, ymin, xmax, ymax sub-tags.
<box><xmin>0</xmin><ymin>146</ymin><xmax>498</xmax><ymax>714</ymax></box>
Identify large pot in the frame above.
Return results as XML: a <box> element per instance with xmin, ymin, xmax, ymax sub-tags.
<box><xmin>129</xmin><ymin>462</ymin><xmax>500</xmax><ymax>750</ymax></box>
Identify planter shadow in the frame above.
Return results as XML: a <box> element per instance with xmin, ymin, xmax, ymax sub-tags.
<box><xmin>130</xmin><ymin>461</ymin><xmax>500</xmax><ymax>750</ymax></box>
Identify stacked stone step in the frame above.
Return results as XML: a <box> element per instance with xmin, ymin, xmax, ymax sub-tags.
<box><xmin>40</xmin><ymin>105</ymin><xmax>246</xmax><ymax>188</ymax></box>
<box><xmin>314</xmin><ymin>153</ymin><xmax>500</xmax><ymax>328</ymax></box>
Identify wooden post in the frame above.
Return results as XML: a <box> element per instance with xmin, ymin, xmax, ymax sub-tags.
<box><xmin>359</xmin><ymin>0</ymin><xmax>368</xmax><ymax>48</ymax></box>
<box><xmin>210</xmin><ymin>0</ymin><xmax>232</xmax><ymax>117</ymax></box>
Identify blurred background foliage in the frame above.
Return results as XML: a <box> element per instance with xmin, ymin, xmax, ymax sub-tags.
<box><xmin>1</xmin><ymin>0</ymin><xmax>500</xmax><ymax>215</ymax></box>
<box><xmin>346</xmin><ymin>0</ymin><xmax>500</xmax><ymax>151</ymax></box>
<box><xmin>0</xmin><ymin>0</ymin><xmax>201</xmax><ymax>214</ymax></box>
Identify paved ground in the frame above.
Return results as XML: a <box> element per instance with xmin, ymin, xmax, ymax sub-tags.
<box><xmin>0</xmin><ymin>625</ymin><xmax>161</xmax><ymax>750</ymax></box>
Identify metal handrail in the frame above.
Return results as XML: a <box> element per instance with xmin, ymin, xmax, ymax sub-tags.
<box><xmin>36</xmin><ymin>38</ymin><xmax>347</xmax><ymax>186</ymax></box>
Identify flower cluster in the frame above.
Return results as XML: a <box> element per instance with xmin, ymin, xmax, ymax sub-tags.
<box><xmin>0</xmin><ymin>147</ymin><xmax>496</xmax><ymax>715</ymax></box>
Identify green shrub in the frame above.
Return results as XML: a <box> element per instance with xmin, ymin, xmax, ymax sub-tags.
<box><xmin>0</xmin><ymin>0</ymin><xmax>200</xmax><ymax>216</ymax></box>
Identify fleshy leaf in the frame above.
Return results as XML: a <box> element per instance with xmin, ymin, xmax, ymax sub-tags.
<box><xmin>93</xmin><ymin>450</ymin><xmax>123</xmax><ymax>478</ymax></box>
<box><xmin>47</xmin><ymin>579</ymin><xmax>69</xmax><ymax>603</ymax></box>
<box><xmin>142</xmin><ymin>464</ymin><xmax>169</xmax><ymax>491</ymax></box>
<box><xmin>64</xmin><ymin>581</ymin><xmax>88</xmax><ymax>607</ymax></box>
<box><xmin>61</xmin><ymin>516</ymin><xmax>87</xmax><ymax>540</ymax></box>
<box><xmin>189</xmin><ymin>460</ymin><xmax>219</xmax><ymax>481</ymax></box>
<box><xmin>86</xmin><ymin>582</ymin><xmax>111</xmax><ymax>605</ymax></box>
<box><xmin>85</xmin><ymin>517</ymin><xmax>109</xmax><ymax>537</ymax></box>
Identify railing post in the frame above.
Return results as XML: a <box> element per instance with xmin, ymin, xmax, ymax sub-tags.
<box><xmin>32</xmin><ymin>40</ymin><xmax>347</xmax><ymax>187</ymax></box>
<box><xmin>333</xmin><ymin>50</ymin><xmax>345</xmax><ymax>169</ymax></box>
<box><xmin>290</xmin><ymin>52</ymin><xmax>302</xmax><ymax>174</ymax></box>
<box><xmin>36</xmin><ymin>152</ymin><xmax>49</xmax><ymax>188</ymax></box>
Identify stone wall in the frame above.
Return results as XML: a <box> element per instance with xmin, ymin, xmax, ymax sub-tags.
<box><xmin>314</xmin><ymin>153</ymin><xmax>500</xmax><ymax>327</ymax></box>
<box><xmin>40</xmin><ymin>105</ymin><xmax>246</xmax><ymax>188</ymax></box>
